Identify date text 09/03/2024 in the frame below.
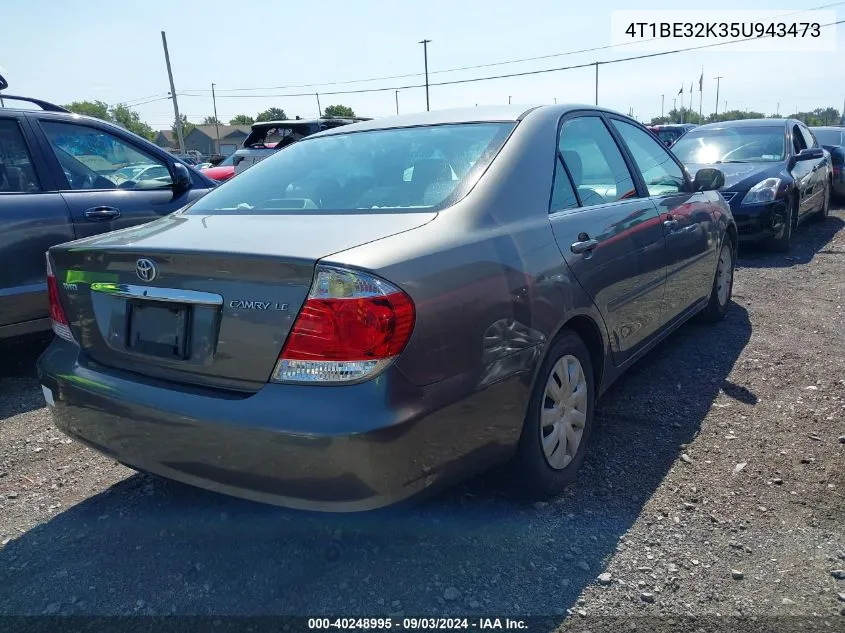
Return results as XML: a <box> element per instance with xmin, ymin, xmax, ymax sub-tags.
<box><xmin>307</xmin><ymin>618</ymin><xmax>529</xmax><ymax>630</ymax></box>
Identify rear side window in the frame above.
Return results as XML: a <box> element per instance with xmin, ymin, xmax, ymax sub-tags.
<box><xmin>611</xmin><ymin>119</ymin><xmax>686</xmax><ymax>196</ymax></box>
<box><xmin>0</xmin><ymin>119</ymin><xmax>41</xmax><ymax>193</ymax></box>
<box><xmin>558</xmin><ymin>116</ymin><xmax>636</xmax><ymax>206</ymax></box>
<box><xmin>187</xmin><ymin>123</ymin><xmax>514</xmax><ymax>214</ymax></box>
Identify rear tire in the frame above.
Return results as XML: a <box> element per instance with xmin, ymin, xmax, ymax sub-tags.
<box><xmin>769</xmin><ymin>197</ymin><xmax>796</xmax><ymax>252</ymax></box>
<box><xmin>515</xmin><ymin>329</ymin><xmax>595</xmax><ymax>499</ymax></box>
<box><xmin>700</xmin><ymin>238</ymin><xmax>734</xmax><ymax>323</ymax></box>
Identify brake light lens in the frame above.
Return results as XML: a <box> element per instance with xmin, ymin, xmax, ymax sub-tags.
<box><xmin>271</xmin><ymin>266</ymin><xmax>415</xmax><ymax>384</ymax></box>
<box><xmin>46</xmin><ymin>253</ymin><xmax>74</xmax><ymax>343</ymax></box>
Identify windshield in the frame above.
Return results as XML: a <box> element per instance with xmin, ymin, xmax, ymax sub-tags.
<box><xmin>656</xmin><ymin>129</ymin><xmax>685</xmax><ymax>145</ymax></box>
<box><xmin>671</xmin><ymin>126</ymin><xmax>785</xmax><ymax>164</ymax></box>
<box><xmin>812</xmin><ymin>129</ymin><xmax>844</xmax><ymax>146</ymax></box>
<box><xmin>187</xmin><ymin>123</ymin><xmax>514</xmax><ymax>214</ymax></box>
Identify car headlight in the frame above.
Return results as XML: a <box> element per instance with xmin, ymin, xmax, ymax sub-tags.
<box><xmin>742</xmin><ymin>177</ymin><xmax>781</xmax><ymax>205</ymax></box>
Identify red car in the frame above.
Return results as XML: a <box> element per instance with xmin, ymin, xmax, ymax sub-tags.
<box><xmin>200</xmin><ymin>153</ymin><xmax>237</xmax><ymax>182</ymax></box>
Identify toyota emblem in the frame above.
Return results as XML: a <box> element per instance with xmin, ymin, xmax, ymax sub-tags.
<box><xmin>135</xmin><ymin>258</ymin><xmax>157</xmax><ymax>282</ymax></box>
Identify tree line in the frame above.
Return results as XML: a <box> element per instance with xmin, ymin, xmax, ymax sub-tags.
<box><xmin>62</xmin><ymin>101</ymin><xmax>357</xmax><ymax>141</ymax></box>
<box><xmin>650</xmin><ymin>106</ymin><xmax>842</xmax><ymax>127</ymax></box>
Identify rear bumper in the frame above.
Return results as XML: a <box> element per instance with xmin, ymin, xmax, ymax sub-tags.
<box><xmin>730</xmin><ymin>198</ymin><xmax>788</xmax><ymax>242</ymax></box>
<box><xmin>37</xmin><ymin>341</ymin><xmax>530</xmax><ymax>511</ymax></box>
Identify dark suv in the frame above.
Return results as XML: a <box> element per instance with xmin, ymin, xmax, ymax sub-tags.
<box><xmin>0</xmin><ymin>90</ymin><xmax>216</xmax><ymax>339</ymax></box>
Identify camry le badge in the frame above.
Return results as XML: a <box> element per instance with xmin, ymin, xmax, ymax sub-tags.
<box><xmin>229</xmin><ymin>300</ymin><xmax>289</xmax><ymax>311</ymax></box>
<box><xmin>135</xmin><ymin>258</ymin><xmax>157</xmax><ymax>282</ymax></box>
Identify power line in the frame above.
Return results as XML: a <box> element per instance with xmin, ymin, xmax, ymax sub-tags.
<box><xmin>174</xmin><ymin>18</ymin><xmax>844</xmax><ymax>101</ymax></box>
<box><xmin>178</xmin><ymin>1</ymin><xmax>845</xmax><ymax>94</ymax></box>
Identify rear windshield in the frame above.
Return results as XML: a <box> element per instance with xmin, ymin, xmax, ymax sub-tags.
<box><xmin>812</xmin><ymin>129</ymin><xmax>844</xmax><ymax>146</ymax></box>
<box><xmin>187</xmin><ymin>123</ymin><xmax>514</xmax><ymax>214</ymax></box>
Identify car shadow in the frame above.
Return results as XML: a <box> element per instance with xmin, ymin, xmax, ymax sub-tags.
<box><xmin>0</xmin><ymin>306</ymin><xmax>753</xmax><ymax>619</ymax></box>
<box><xmin>0</xmin><ymin>333</ymin><xmax>51</xmax><ymax>420</ymax></box>
<box><xmin>737</xmin><ymin>213</ymin><xmax>844</xmax><ymax>269</ymax></box>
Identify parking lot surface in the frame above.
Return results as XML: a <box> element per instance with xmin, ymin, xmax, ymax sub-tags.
<box><xmin>1</xmin><ymin>210</ymin><xmax>843</xmax><ymax>622</ymax></box>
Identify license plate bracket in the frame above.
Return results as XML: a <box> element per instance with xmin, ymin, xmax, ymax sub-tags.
<box><xmin>126</xmin><ymin>301</ymin><xmax>190</xmax><ymax>359</ymax></box>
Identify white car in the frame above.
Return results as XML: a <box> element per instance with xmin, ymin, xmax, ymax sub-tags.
<box><xmin>232</xmin><ymin>117</ymin><xmax>368</xmax><ymax>175</ymax></box>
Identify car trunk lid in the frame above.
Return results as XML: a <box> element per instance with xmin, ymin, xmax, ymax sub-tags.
<box><xmin>49</xmin><ymin>211</ymin><xmax>434</xmax><ymax>391</ymax></box>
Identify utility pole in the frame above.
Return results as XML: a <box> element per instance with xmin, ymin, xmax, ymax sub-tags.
<box><xmin>594</xmin><ymin>62</ymin><xmax>599</xmax><ymax>105</ymax></box>
<box><xmin>776</xmin><ymin>102</ymin><xmax>780</xmax><ymax>116</ymax></box>
<box><xmin>316</xmin><ymin>93</ymin><xmax>322</xmax><ymax>117</ymax></box>
<box><xmin>673</xmin><ymin>98</ymin><xmax>676</xmax><ymax>121</ymax></box>
<box><xmin>395</xmin><ymin>90</ymin><xmax>399</xmax><ymax>115</ymax></box>
<box><xmin>419</xmin><ymin>39</ymin><xmax>431</xmax><ymax>111</ymax></box>
<box><xmin>661</xmin><ymin>94</ymin><xmax>664</xmax><ymax>119</ymax></box>
<box><xmin>553</xmin><ymin>97</ymin><xmax>557</xmax><ymax>104</ymax></box>
<box><xmin>211</xmin><ymin>83</ymin><xmax>220</xmax><ymax>154</ymax></box>
<box><xmin>508</xmin><ymin>95</ymin><xmax>512</xmax><ymax>105</ymax></box>
<box><xmin>714</xmin><ymin>76</ymin><xmax>723</xmax><ymax>116</ymax></box>
<box><xmin>161</xmin><ymin>31</ymin><xmax>185</xmax><ymax>155</ymax></box>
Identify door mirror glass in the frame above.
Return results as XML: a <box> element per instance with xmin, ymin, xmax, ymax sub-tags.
<box><xmin>693</xmin><ymin>168</ymin><xmax>725</xmax><ymax>191</ymax></box>
<box><xmin>172</xmin><ymin>162</ymin><xmax>192</xmax><ymax>194</ymax></box>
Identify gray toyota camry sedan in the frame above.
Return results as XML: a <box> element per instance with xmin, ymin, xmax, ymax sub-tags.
<box><xmin>37</xmin><ymin>105</ymin><xmax>736</xmax><ymax>511</ymax></box>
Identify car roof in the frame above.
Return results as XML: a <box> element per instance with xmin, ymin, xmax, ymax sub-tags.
<box><xmin>809</xmin><ymin>125</ymin><xmax>844</xmax><ymax>131</ymax></box>
<box><xmin>695</xmin><ymin>118</ymin><xmax>790</xmax><ymax>130</ymax></box>
<box><xmin>311</xmin><ymin>104</ymin><xmax>628</xmax><ymax>137</ymax></box>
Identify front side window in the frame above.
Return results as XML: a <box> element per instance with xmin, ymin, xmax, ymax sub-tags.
<box><xmin>672</xmin><ymin>127</ymin><xmax>786</xmax><ymax>163</ymax></box>
<box><xmin>187</xmin><ymin>123</ymin><xmax>514</xmax><ymax>214</ymax></box>
<box><xmin>558</xmin><ymin>116</ymin><xmax>636</xmax><ymax>206</ymax></box>
<box><xmin>791</xmin><ymin>125</ymin><xmax>808</xmax><ymax>154</ymax></box>
<box><xmin>612</xmin><ymin>119</ymin><xmax>686</xmax><ymax>196</ymax></box>
<box><xmin>798</xmin><ymin>125</ymin><xmax>817</xmax><ymax>149</ymax></box>
<box><xmin>40</xmin><ymin>121</ymin><xmax>173</xmax><ymax>191</ymax></box>
<box><xmin>0</xmin><ymin>119</ymin><xmax>41</xmax><ymax>193</ymax></box>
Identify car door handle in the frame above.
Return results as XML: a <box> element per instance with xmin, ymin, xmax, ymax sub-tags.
<box><xmin>663</xmin><ymin>218</ymin><xmax>679</xmax><ymax>231</ymax></box>
<box><xmin>84</xmin><ymin>206</ymin><xmax>121</xmax><ymax>221</ymax></box>
<box><xmin>570</xmin><ymin>238</ymin><xmax>598</xmax><ymax>254</ymax></box>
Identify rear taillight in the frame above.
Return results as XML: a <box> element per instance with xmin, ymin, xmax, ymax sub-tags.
<box><xmin>46</xmin><ymin>253</ymin><xmax>74</xmax><ymax>343</ymax></box>
<box><xmin>271</xmin><ymin>266</ymin><xmax>415</xmax><ymax>384</ymax></box>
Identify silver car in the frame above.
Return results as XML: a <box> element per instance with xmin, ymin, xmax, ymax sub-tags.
<box><xmin>38</xmin><ymin>105</ymin><xmax>735</xmax><ymax>511</ymax></box>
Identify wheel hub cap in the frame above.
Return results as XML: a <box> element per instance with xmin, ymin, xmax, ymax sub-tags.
<box><xmin>540</xmin><ymin>355</ymin><xmax>588</xmax><ymax>470</ymax></box>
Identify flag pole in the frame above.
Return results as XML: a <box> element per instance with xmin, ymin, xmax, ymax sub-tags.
<box><xmin>698</xmin><ymin>67</ymin><xmax>703</xmax><ymax>123</ymax></box>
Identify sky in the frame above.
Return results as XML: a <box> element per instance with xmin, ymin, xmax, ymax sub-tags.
<box><xmin>1</xmin><ymin>0</ymin><xmax>843</xmax><ymax>131</ymax></box>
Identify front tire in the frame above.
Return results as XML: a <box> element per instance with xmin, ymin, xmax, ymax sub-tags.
<box><xmin>700</xmin><ymin>238</ymin><xmax>734</xmax><ymax>323</ymax></box>
<box><xmin>515</xmin><ymin>329</ymin><xmax>595</xmax><ymax>499</ymax></box>
<box><xmin>815</xmin><ymin>180</ymin><xmax>831</xmax><ymax>220</ymax></box>
<box><xmin>769</xmin><ymin>197</ymin><xmax>796</xmax><ymax>252</ymax></box>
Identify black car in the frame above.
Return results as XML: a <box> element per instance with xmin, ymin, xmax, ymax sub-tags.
<box><xmin>671</xmin><ymin>119</ymin><xmax>832</xmax><ymax>251</ymax></box>
<box><xmin>648</xmin><ymin>124</ymin><xmax>697</xmax><ymax>147</ymax></box>
<box><xmin>810</xmin><ymin>126</ymin><xmax>845</xmax><ymax>199</ymax></box>
<box><xmin>0</xmin><ymin>83</ymin><xmax>216</xmax><ymax>340</ymax></box>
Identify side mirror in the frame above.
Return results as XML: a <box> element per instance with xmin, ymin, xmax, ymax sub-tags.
<box><xmin>794</xmin><ymin>147</ymin><xmax>824</xmax><ymax>161</ymax></box>
<box><xmin>172</xmin><ymin>162</ymin><xmax>192</xmax><ymax>194</ymax></box>
<box><xmin>693</xmin><ymin>168</ymin><xmax>725</xmax><ymax>192</ymax></box>
<box><xmin>232</xmin><ymin>155</ymin><xmax>244</xmax><ymax>166</ymax></box>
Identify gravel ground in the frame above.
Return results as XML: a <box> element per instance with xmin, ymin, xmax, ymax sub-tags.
<box><xmin>0</xmin><ymin>208</ymin><xmax>843</xmax><ymax>630</ymax></box>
